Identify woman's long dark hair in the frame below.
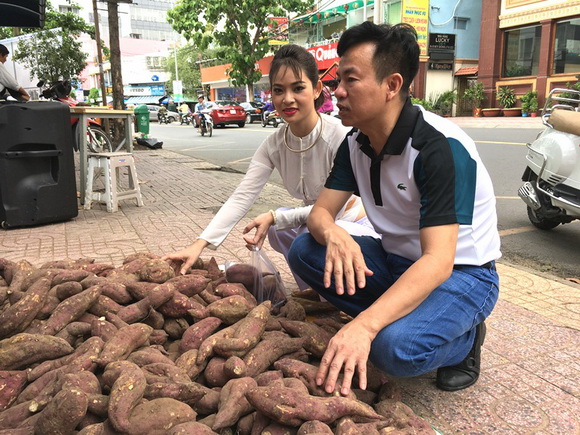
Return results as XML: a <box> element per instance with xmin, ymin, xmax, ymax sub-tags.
<box><xmin>269</xmin><ymin>44</ymin><xmax>324</xmax><ymax>110</ymax></box>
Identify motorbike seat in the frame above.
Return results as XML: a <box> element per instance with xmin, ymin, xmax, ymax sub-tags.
<box><xmin>549</xmin><ymin>109</ymin><xmax>580</xmax><ymax>137</ymax></box>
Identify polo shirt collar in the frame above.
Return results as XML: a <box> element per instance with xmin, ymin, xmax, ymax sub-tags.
<box><xmin>356</xmin><ymin>98</ymin><xmax>419</xmax><ymax>158</ymax></box>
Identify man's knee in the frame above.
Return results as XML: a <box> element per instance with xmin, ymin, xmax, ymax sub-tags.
<box><xmin>370</xmin><ymin>328</ymin><xmax>432</xmax><ymax>378</ymax></box>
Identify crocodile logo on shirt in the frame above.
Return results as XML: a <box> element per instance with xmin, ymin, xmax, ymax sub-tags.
<box><xmin>397</xmin><ymin>183</ymin><xmax>407</xmax><ymax>191</ymax></box>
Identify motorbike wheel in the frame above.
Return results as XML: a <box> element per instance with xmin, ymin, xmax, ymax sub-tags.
<box><xmin>167</xmin><ymin>116</ymin><xmax>175</xmax><ymax>123</ymax></box>
<box><xmin>527</xmin><ymin>206</ymin><xmax>561</xmax><ymax>230</ymax></box>
<box><xmin>201</xmin><ymin>125</ymin><xmax>205</xmax><ymax>137</ymax></box>
<box><xmin>262</xmin><ymin>120</ymin><xmax>267</xmax><ymax>128</ymax></box>
<box><xmin>208</xmin><ymin>123</ymin><xmax>213</xmax><ymax>137</ymax></box>
<box><xmin>87</xmin><ymin>126</ymin><xmax>113</xmax><ymax>153</ymax></box>
<box><xmin>272</xmin><ymin>119</ymin><xmax>278</xmax><ymax>128</ymax></box>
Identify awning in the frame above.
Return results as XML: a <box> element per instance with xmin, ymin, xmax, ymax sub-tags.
<box><xmin>125</xmin><ymin>96</ymin><xmax>164</xmax><ymax>105</ymax></box>
<box><xmin>0</xmin><ymin>0</ymin><xmax>46</xmax><ymax>27</ymax></box>
<box><xmin>320</xmin><ymin>62</ymin><xmax>338</xmax><ymax>82</ymax></box>
<box><xmin>293</xmin><ymin>0</ymin><xmax>374</xmax><ymax>24</ymax></box>
<box><xmin>455</xmin><ymin>66</ymin><xmax>478</xmax><ymax>76</ymax></box>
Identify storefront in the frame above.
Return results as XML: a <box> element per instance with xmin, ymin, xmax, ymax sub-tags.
<box><xmin>480</xmin><ymin>0</ymin><xmax>580</xmax><ymax>108</ymax></box>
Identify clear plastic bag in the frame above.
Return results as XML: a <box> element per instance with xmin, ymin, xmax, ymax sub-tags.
<box><xmin>250</xmin><ymin>246</ymin><xmax>287</xmax><ymax>308</ymax></box>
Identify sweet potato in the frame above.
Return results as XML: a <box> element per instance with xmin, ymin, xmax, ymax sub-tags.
<box><xmin>39</xmin><ymin>286</ymin><xmax>102</xmax><ymax>336</ymax></box>
<box><xmin>116</xmin><ymin>298</ymin><xmax>152</xmax><ymax>324</ymax></box>
<box><xmin>261</xmin><ymin>421</ymin><xmax>297</xmax><ymax>435</ymax></box>
<box><xmin>204</xmin><ymin>357</ymin><xmax>229</xmax><ymax>388</ymax></box>
<box><xmin>245</xmin><ymin>385</ymin><xmax>383</xmax><ymax>426</ymax></box>
<box><xmin>6</xmin><ymin>260</ymin><xmax>35</xmax><ymax>296</ymax></box>
<box><xmin>141</xmin><ymin>308</ymin><xmax>165</xmax><ymax>330</ymax></box>
<box><xmin>16</xmin><ymin>369</ymin><xmax>60</xmax><ymax>405</ymax></box>
<box><xmin>80</xmin><ymin>278</ymin><xmax>132</xmax><ymax>303</ymax></box>
<box><xmin>0</xmin><ymin>333</ymin><xmax>73</xmax><ymax>370</ymax></box>
<box><xmin>206</xmin><ymin>257</ymin><xmax>222</xmax><ymax>281</ymax></box>
<box><xmin>127</xmin><ymin>397</ymin><xmax>196</xmax><ymax>435</ymax></box>
<box><xmin>191</xmin><ymin>386</ymin><xmax>220</xmax><ymax>415</ymax></box>
<box><xmin>55</xmin><ymin>321</ymin><xmax>92</xmax><ymax>345</ymax></box>
<box><xmin>179</xmin><ymin>317</ymin><xmax>222</xmax><ymax>354</ymax></box>
<box><xmin>127</xmin><ymin>346</ymin><xmax>175</xmax><ymax>367</ymax></box>
<box><xmin>207</xmin><ymin>295</ymin><xmax>255</xmax><ymax>325</ymax></box>
<box><xmin>223</xmin><ymin>356</ymin><xmax>247</xmax><ymax>379</ymax></box>
<box><xmin>53</xmin><ymin>280</ymin><xmax>84</xmax><ymax>300</ymax></box>
<box><xmin>242</xmin><ymin>336</ymin><xmax>305</xmax><ymax>377</ymax></box>
<box><xmin>278</xmin><ymin>299</ymin><xmax>306</xmax><ymax>321</ymax></box>
<box><xmin>96</xmin><ymin>323</ymin><xmax>153</xmax><ymax>366</ymax></box>
<box><xmin>162</xmin><ymin>318</ymin><xmax>188</xmax><ymax>340</ymax></box>
<box><xmin>0</xmin><ymin>370</ymin><xmax>27</xmax><ymax>411</ymax></box>
<box><xmin>175</xmin><ymin>349</ymin><xmax>206</xmax><ymax>380</ymax></box>
<box><xmin>213</xmin><ymin>282</ymin><xmax>257</xmax><ymax>306</ymax></box>
<box><xmin>123</xmin><ymin>252</ymin><xmax>159</xmax><ymax>264</ymax></box>
<box><xmin>167</xmin><ymin>274</ymin><xmax>211</xmax><ymax>297</ymax></box>
<box><xmin>298</xmin><ymin>420</ymin><xmax>333</xmax><ymax>434</ymax></box>
<box><xmin>148</xmin><ymin>329</ymin><xmax>169</xmax><ymax>345</ymax></box>
<box><xmin>196</xmin><ymin>323</ymin><xmax>238</xmax><ymax>365</ymax></box>
<box><xmin>373</xmin><ymin>399</ymin><xmax>435</xmax><ymax>433</ymax></box>
<box><xmin>79</xmin><ymin>263</ymin><xmax>115</xmax><ymax>276</ymax></box>
<box><xmin>0</xmin><ymin>400</ymin><xmax>37</xmax><ymax>429</ymax></box>
<box><xmin>213</xmin><ymin>301</ymin><xmax>271</xmax><ymax>358</ymax></box>
<box><xmin>159</xmin><ymin>292</ymin><xmax>208</xmax><ymax>318</ymax></box>
<box><xmin>138</xmin><ymin>259</ymin><xmax>175</xmax><ymax>283</ymax></box>
<box><xmin>0</xmin><ymin>277</ymin><xmax>52</xmax><ymax>338</ymax></box>
<box><xmin>169</xmin><ymin>421</ymin><xmax>218</xmax><ymax>434</ymax></box>
<box><xmin>123</xmin><ymin>280</ymin><xmax>157</xmax><ymax>300</ymax></box>
<box><xmin>33</xmin><ymin>386</ymin><xmax>88</xmax><ymax>435</ymax></box>
<box><xmin>273</xmin><ymin>358</ymin><xmax>356</xmax><ymax>399</ymax></box>
<box><xmin>278</xmin><ymin>319</ymin><xmax>332</xmax><ymax>358</ymax></box>
<box><xmin>237</xmin><ymin>412</ymin><xmax>255</xmax><ymax>435</ymax></box>
<box><xmin>254</xmin><ymin>370</ymin><xmax>283</xmax><ymax>387</ymax></box>
<box><xmin>141</xmin><ymin>362</ymin><xmax>191</xmax><ymax>384</ymax></box>
<box><xmin>34</xmin><ymin>294</ymin><xmax>61</xmax><ymax>321</ymax></box>
<box><xmin>225</xmin><ymin>263</ymin><xmax>258</xmax><ymax>290</ymax></box>
<box><xmin>41</xmin><ymin>258</ymin><xmax>94</xmax><ymax>270</ymax></box>
<box><xmin>144</xmin><ymin>381</ymin><xmax>206</xmax><ymax>404</ymax></box>
<box><xmin>288</xmin><ymin>297</ymin><xmax>337</xmax><ymax>314</ymax></box>
<box><xmin>76</xmin><ymin>420</ymin><xmax>118</xmax><ymax>435</ymax></box>
<box><xmin>51</xmin><ymin>269</ymin><xmax>93</xmax><ymax>286</ymax></box>
<box><xmin>90</xmin><ymin>318</ymin><xmax>118</xmax><ymax>343</ymax></box>
<box><xmin>105</xmin><ymin>361</ymin><xmax>147</xmax><ymax>433</ymax></box>
<box><xmin>212</xmin><ymin>377</ymin><xmax>257</xmax><ymax>431</ymax></box>
<box><xmin>86</xmin><ymin>394</ymin><xmax>109</xmax><ymax>417</ymax></box>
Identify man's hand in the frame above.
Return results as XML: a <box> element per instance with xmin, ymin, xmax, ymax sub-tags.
<box><xmin>242</xmin><ymin>211</ymin><xmax>274</xmax><ymax>249</ymax></box>
<box><xmin>323</xmin><ymin>226</ymin><xmax>373</xmax><ymax>295</ymax></box>
<box><xmin>161</xmin><ymin>239</ymin><xmax>207</xmax><ymax>275</ymax></box>
<box><xmin>316</xmin><ymin>319</ymin><xmax>375</xmax><ymax>395</ymax></box>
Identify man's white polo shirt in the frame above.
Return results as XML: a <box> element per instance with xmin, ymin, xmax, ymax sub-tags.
<box><xmin>325</xmin><ymin>100</ymin><xmax>501</xmax><ymax>265</ymax></box>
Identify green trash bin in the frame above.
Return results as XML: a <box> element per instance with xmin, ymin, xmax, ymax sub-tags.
<box><xmin>134</xmin><ymin>104</ymin><xmax>150</xmax><ymax>135</ymax></box>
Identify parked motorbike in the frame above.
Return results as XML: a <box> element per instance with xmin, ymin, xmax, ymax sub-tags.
<box><xmin>180</xmin><ymin>112</ymin><xmax>192</xmax><ymax>125</ymax></box>
<box><xmin>518</xmin><ymin>88</ymin><xmax>580</xmax><ymax>230</ymax></box>
<box><xmin>41</xmin><ymin>80</ymin><xmax>113</xmax><ymax>153</ymax></box>
<box><xmin>261</xmin><ymin>110</ymin><xmax>283</xmax><ymax>128</ymax></box>
<box><xmin>197</xmin><ymin>109</ymin><xmax>213</xmax><ymax>137</ymax></box>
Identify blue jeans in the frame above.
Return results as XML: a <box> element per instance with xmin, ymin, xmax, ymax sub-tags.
<box><xmin>288</xmin><ymin>234</ymin><xmax>499</xmax><ymax>378</ymax></box>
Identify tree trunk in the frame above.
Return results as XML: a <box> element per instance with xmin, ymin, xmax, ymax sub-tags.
<box><xmin>107</xmin><ymin>0</ymin><xmax>126</xmax><ymax>142</ymax></box>
<box><xmin>107</xmin><ymin>0</ymin><xmax>124</xmax><ymax>111</ymax></box>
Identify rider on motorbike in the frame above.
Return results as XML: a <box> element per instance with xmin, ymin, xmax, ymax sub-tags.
<box><xmin>179</xmin><ymin>102</ymin><xmax>191</xmax><ymax>124</ymax></box>
<box><xmin>262</xmin><ymin>97</ymin><xmax>274</xmax><ymax>123</ymax></box>
<box><xmin>158</xmin><ymin>105</ymin><xmax>169</xmax><ymax>123</ymax></box>
<box><xmin>194</xmin><ymin>95</ymin><xmax>211</xmax><ymax>132</ymax></box>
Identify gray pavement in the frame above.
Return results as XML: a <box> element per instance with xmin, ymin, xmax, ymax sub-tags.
<box><xmin>0</xmin><ymin>114</ymin><xmax>578</xmax><ymax>433</ymax></box>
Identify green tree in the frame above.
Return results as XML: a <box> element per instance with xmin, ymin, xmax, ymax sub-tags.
<box><xmin>164</xmin><ymin>44</ymin><xmax>206</xmax><ymax>98</ymax></box>
<box><xmin>167</xmin><ymin>0</ymin><xmax>309</xmax><ymax>101</ymax></box>
<box><xmin>0</xmin><ymin>2</ymin><xmax>100</xmax><ymax>84</ymax></box>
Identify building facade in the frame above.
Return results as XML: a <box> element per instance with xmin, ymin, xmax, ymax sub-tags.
<box><xmin>479</xmin><ymin>0</ymin><xmax>580</xmax><ymax>109</ymax></box>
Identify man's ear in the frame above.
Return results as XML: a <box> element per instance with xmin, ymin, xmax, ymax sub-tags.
<box><xmin>385</xmin><ymin>73</ymin><xmax>404</xmax><ymax>101</ymax></box>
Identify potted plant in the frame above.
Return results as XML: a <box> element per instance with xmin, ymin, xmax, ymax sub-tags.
<box><xmin>498</xmin><ymin>86</ymin><xmax>521</xmax><ymax>117</ymax></box>
<box><xmin>520</xmin><ymin>90</ymin><xmax>538</xmax><ymax>117</ymax></box>
<box><xmin>463</xmin><ymin>81</ymin><xmax>485</xmax><ymax>117</ymax></box>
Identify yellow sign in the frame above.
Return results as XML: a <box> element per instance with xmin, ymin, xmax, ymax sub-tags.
<box><xmin>402</xmin><ymin>0</ymin><xmax>429</xmax><ymax>56</ymax></box>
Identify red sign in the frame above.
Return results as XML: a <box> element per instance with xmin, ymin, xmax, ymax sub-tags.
<box><xmin>306</xmin><ymin>42</ymin><xmax>339</xmax><ymax>70</ymax></box>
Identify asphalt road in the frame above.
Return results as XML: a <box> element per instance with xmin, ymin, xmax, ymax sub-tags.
<box><xmin>148</xmin><ymin>121</ymin><xmax>580</xmax><ymax>280</ymax></box>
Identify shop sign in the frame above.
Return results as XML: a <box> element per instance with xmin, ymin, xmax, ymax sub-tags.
<box><xmin>402</xmin><ymin>0</ymin><xmax>429</xmax><ymax>56</ymax></box>
<box><xmin>428</xmin><ymin>62</ymin><xmax>453</xmax><ymax>71</ymax></box>
<box><xmin>306</xmin><ymin>42</ymin><xmax>339</xmax><ymax>69</ymax></box>
<box><xmin>429</xmin><ymin>33</ymin><xmax>456</xmax><ymax>52</ymax></box>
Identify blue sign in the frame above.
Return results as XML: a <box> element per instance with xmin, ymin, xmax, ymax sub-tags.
<box><xmin>151</xmin><ymin>75</ymin><xmax>159</xmax><ymax>82</ymax></box>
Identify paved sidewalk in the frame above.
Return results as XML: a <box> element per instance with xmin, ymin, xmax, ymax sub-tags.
<box><xmin>0</xmin><ymin>147</ymin><xmax>578</xmax><ymax>434</ymax></box>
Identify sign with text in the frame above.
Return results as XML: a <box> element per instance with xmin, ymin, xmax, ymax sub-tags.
<box><xmin>402</xmin><ymin>0</ymin><xmax>429</xmax><ymax>56</ymax></box>
<box><xmin>306</xmin><ymin>42</ymin><xmax>339</xmax><ymax>70</ymax></box>
<box><xmin>267</xmin><ymin>17</ymin><xmax>289</xmax><ymax>45</ymax></box>
<box><xmin>428</xmin><ymin>62</ymin><xmax>453</xmax><ymax>71</ymax></box>
<box><xmin>429</xmin><ymin>33</ymin><xmax>456</xmax><ymax>52</ymax></box>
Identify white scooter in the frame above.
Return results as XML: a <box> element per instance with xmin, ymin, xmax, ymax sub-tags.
<box><xmin>518</xmin><ymin>88</ymin><xmax>580</xmax><ymax>229</ymax></box>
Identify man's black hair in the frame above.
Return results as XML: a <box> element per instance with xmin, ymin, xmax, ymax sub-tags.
<box><xmin>0</xmin><ymin>44</ymin><xmax>9</xmax><ymax>56</ymax></box>
<box><xmin>337</xmin><ymin>21</ymin><xmax>419</xmax><ymax>96</ymax></box>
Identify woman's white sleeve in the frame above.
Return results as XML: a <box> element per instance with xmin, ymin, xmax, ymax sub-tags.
<box><xmin>275</xmin><ymin>205</ymin><xmax>313</xmax><ymax>230</ymax></box>
<box><xmin>198</xmin><ymin>151</ymin><xmax>274</xmax><ymax>249</ymax></box>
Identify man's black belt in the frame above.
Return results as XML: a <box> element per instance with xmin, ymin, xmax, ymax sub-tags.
<box><xmin>454</xmin><ymin>261</ymin><xmax>495</xmax><ymax>270</ymax></box>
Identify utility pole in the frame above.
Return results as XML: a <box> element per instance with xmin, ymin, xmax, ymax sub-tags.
<box><xmin>92</xmin><ymin>0</ymin><xmax>108</xmax><ymax>108</ymax></box>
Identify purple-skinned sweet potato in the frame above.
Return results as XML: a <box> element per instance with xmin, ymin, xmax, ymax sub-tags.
<box><xmin>138</xmin><ymin>259</ymin><xmax>175</xmax><ymax>283</ymax></box>
<box><xmin>169</xmin><ymin>421</ymin><xmax>217</xmax><ymax>434</ymax></box>
<box><xmin>167</xmin><ymin>274</ymin><xmax>211</xmax><ymax>297</ymax></box>
<box><xmin>175</xmin><ymin>349</ymin><xmax>207</xmax><ymax>380</ymax></box>
<box><xmin>204</xmin><ymin>357</ymin><xmax>228</xmax><ymax>388</ymax></box>
<box><xmin>246</xmin><ymin>385</ymin><xmax>383</xmax><ymax>426</ymax></box>
<box><xmin>278</xmin><ymin>319</ymin><xmax>332</xmax><ymax>358</ymax></box>
<box><xmin>95</xmin><ymin>323</ymin><xmax>153</xmax><ymax>366</ymax></box>
<box><xmin>179</xmin><ymin>317</ymin><xmax>222</xmax><ymax>354</ymax></box>
<box><xmin>33</xmin><ymin>385</ymin><xmax>89</xmax><ymax>434</ymax></box>
<box><xmin>298</xmin><ymin>420</ymin><xmax>333</xmax><ymax>434</ymax></box>
<box><xmin>159</xmin><ymin>292</ymin><xmax>208</xmax><ymax>318</ymax></box>
<box><xmin>0</xmin><ymin>370</ymin><xmax>27</xmax><ymax>411</ymax></box>
<box><xmin>207</xmin><ymin>295</ymin><xmax>255</xmax><ymax>325</ymax></box>
<box><xmin>212</xmin><ymin>377</ymin><xmax>257</xmax><ymax>431</ymax></box>
<box><xmin>105</xmin><ymin>361</ymin><xmax>147</xmax><ymax>433</ymax></box>
<box><xmin>0</xmin><ymin>333</ymin><xmax>73</xmax><ymax>370</ymax></box>
<box><xmin>127</xmin><ymin>397</ymin><xmax>196</xmax><ymax>435</ymax></box>
<box><xmin>116</xmin><ymin>298</ymin><xmax>151</xmax><ymax>324</ymax></box>
<box><xmin>242</xmin><ymin>336</ymin><xmax>305</xmax><ymax>377</ymax></box>
<box><xmin>141</xmin><ymin>362</ymin><xmax>191</xmax><ymax>385</ymax></box>
<box><xmin>144</xmin><ymin>381</ymin><xmax>206</xmax><ymax>404</ymax></box>
<box><xmin>0</xmin><ymin>277</ymin><xmax>52</xmax><ymax>338</ymax></box>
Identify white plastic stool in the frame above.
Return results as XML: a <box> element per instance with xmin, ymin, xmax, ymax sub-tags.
<box><xmin>84</xmin><ymin>152</ymin><xmax>144</xmax><ymax>212</ymax></box>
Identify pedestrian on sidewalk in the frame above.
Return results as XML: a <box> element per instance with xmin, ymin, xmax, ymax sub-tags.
<box><xmin>163</xmin><ymin>44</ymin><xmax>378</xmax><ymax>289</ymax></box>
<box><xmin>288</xmin><ymin>22</ymin><xmax>501</xmax><ymax>395</ymax></box>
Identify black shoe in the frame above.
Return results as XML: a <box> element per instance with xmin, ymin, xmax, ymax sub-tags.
<box><xmin>436</xmin><ymin>322</ymin><xmax>486</xmax><ymax>392</ymax></box>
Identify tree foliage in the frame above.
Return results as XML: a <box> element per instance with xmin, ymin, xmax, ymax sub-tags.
<box><xmin>163</xmin><ymin>44</ymin><xmax>209</xmax><ymax>97</ymax></box>
<box><xmin>1</xmin><ymin>1</ymin><xmax>94</xmax><ymax>84</ymax></box>
<box><xmin>167</xmin><ymin>0</ymin><xmax>309</xmax><ymax>93</ymax></box>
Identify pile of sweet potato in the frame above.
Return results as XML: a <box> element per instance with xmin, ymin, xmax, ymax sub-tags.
<box><xmin>0</xmin><ymin>254</ymin><xmax>435</xmax><ymax>435</ymax></box>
